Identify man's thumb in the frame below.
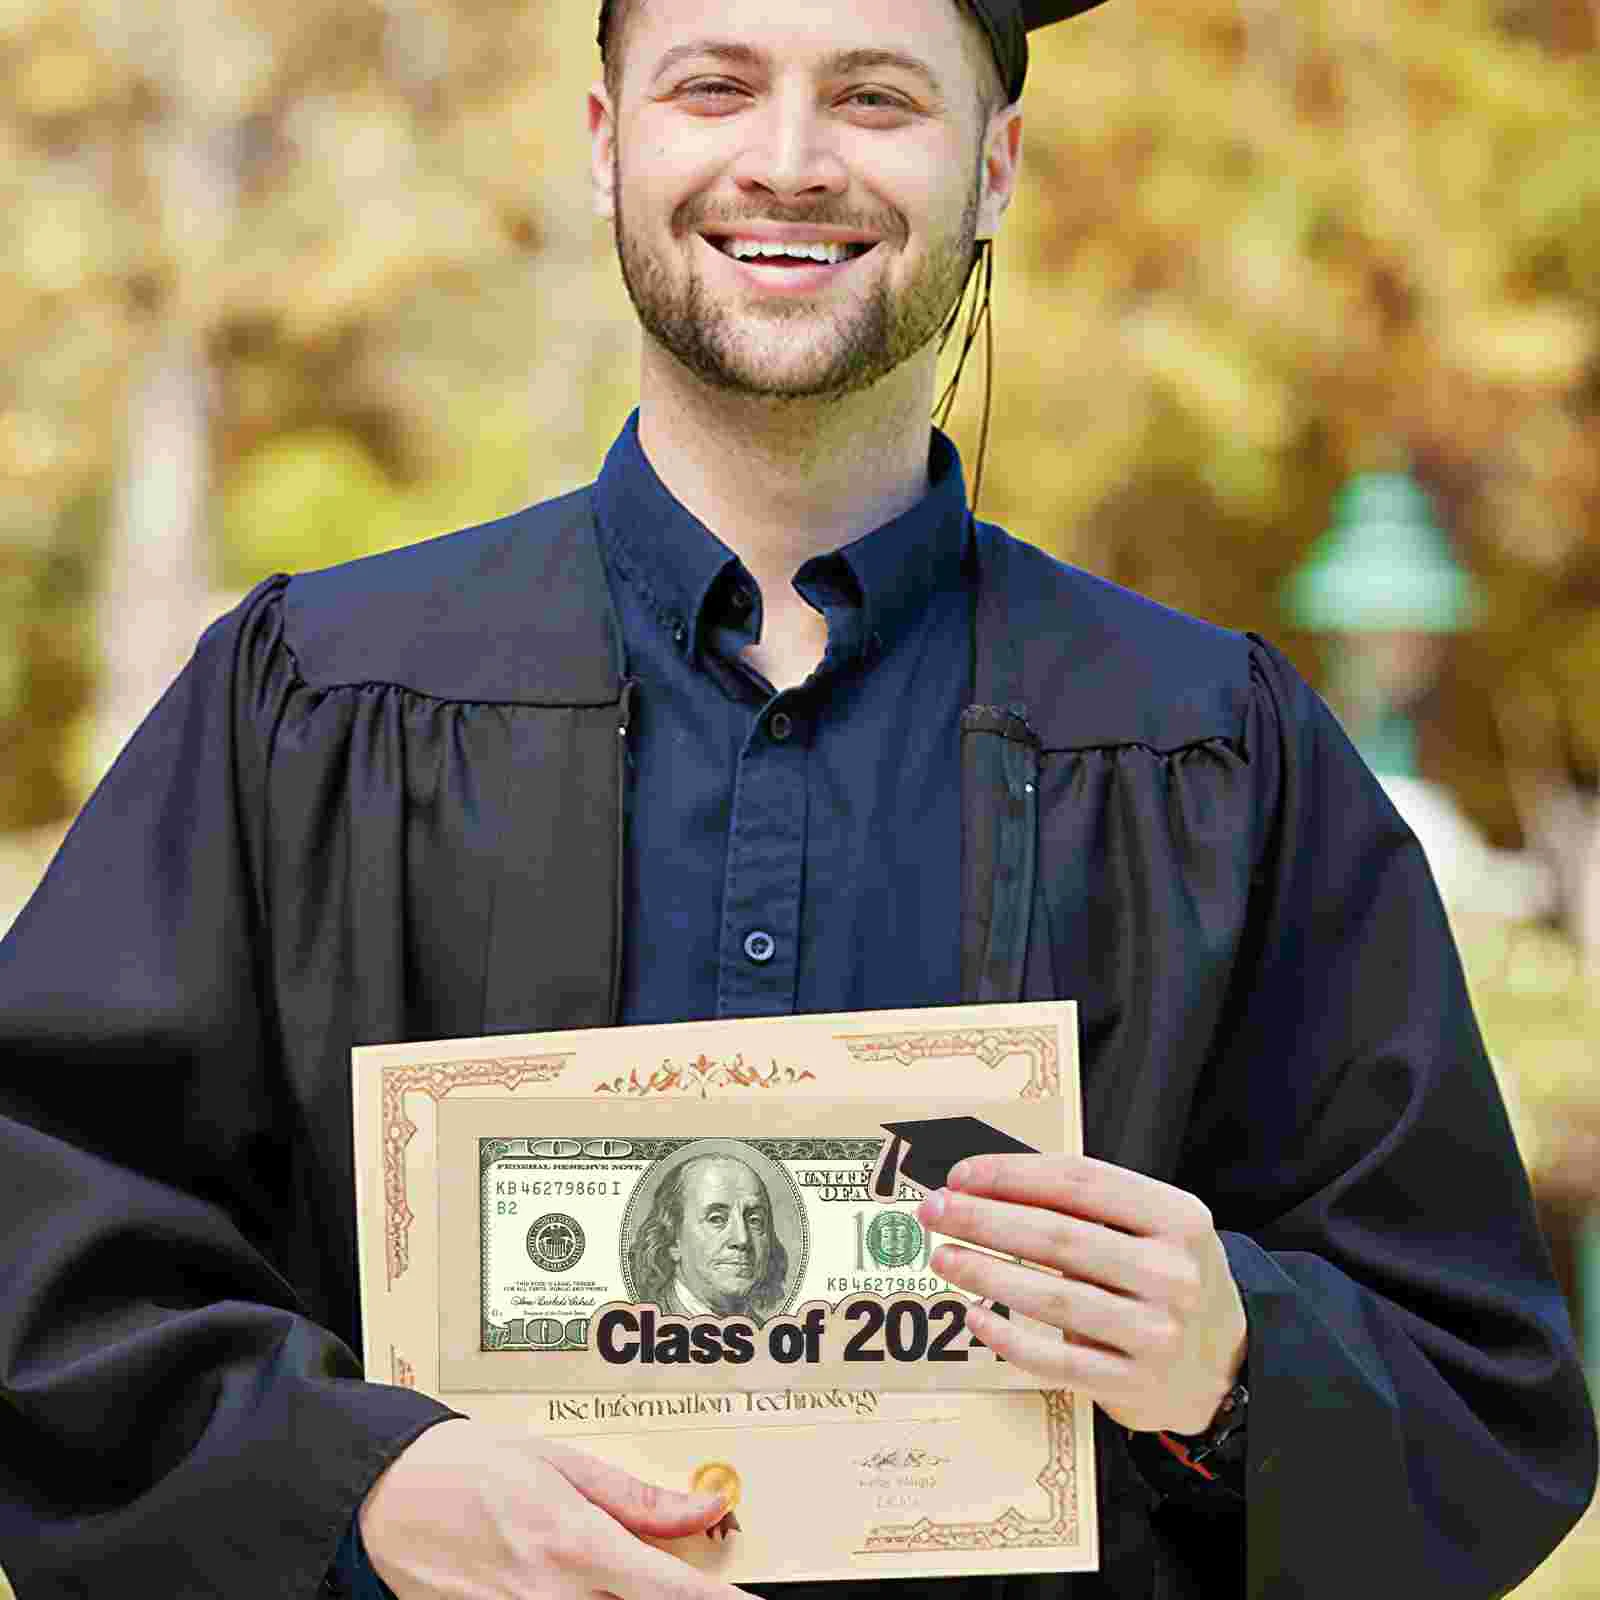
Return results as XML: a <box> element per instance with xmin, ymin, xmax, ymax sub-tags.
<box><xmin>542</xmin><ymin>1441</ymin><xmax>727</xmax><ymax>1538</ymax></box>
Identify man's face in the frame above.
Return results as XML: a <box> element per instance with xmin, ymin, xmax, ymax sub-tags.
<box><xmin>591</xmin><ymin>0</ymin><xmax>1013</xmax><ymax>401</ymax></box>
<box><xmin>671</xmin><ymin>1158</ymin><xmax>773</xmax><ymax>1312</ymax></box>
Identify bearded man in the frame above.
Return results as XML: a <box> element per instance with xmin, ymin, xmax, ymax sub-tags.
<box><xmin>0</xmin><ymin>0</ymin><xmax>1593</xmax><ymax>1598</ymax></box>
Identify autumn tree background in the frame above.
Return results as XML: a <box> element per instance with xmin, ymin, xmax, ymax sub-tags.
<box><xmin>0</xmin><ymin>0</ymin><xmax>1597</xmax><ymax>1584</ymax></box>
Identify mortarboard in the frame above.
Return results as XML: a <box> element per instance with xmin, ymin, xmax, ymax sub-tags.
<box><xmin>870</xmin><ymin>1114</ymin><xmax>1040</xmax><ymax>1201</ymax></box>
<box><xmin>968</xmin><ymin>0</ymin><xmax>1115</xmax><ymax>104</ymax></box>
<box><xmin>871</xmin><ymin>1115</ymin><xmax>1042</xmax><ymax>1331</ymax></box>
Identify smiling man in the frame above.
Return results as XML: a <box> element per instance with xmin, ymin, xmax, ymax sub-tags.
<box><xmin>588</xmin><ymin>0</ymin><xmax>1023</xmax><ymax>696</ymax></box>
<box><xmin>0</xmin><ymin>1</ymin><xmax>1594</xmax><ymax>1599</ymax></box>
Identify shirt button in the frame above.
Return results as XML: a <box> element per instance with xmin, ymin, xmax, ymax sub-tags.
<box><xmin>730</xmin><ymin>586</ymin><xmax>755</xmax><ymax>615</ymax></box>
<box><xmin>671</xmin><ymin>619</ymin><xmax>688</xmax><ymax>647</ymax></box>
<box><xmin>769</xmin><ymin>711</ymin><xmax>793</xmax><ymax>742</ymax></box>
<box><xmin>744</xmin><ymin>930</ymin><xmax>776</xmax><ymax>964</ymax></box>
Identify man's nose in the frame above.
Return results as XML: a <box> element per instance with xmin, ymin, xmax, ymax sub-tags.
<box><xmin>730</xmin><ymin>93</ymin><xmax>849</xmax><ymax>205</ymax></box>
<box><xmin>726</xmin><ymin>1211</ymin><xmax>750</xmax><ymax>1246</ymax></box>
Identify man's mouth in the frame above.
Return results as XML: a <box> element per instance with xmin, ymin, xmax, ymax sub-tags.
<box><xmin>701</xmin><ymin>234</ymin><xmax>878</xmax><ymax>270</ymax></box>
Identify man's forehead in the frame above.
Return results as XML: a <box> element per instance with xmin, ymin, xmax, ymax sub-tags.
<box><xmin>636</xmin><ymin>0</ymin><xmax>972</xmax><ymax>74</ymax></box>
<box><xmin>686</xmin><ymin>1157</ymin><xmax>764</xmax><ymax>1200</ymax></box>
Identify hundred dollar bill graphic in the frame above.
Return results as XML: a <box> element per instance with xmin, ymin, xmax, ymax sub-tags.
<box><xmin>482</xmin><ymin>1134</ymin><xmax>952</xmax><ymax>1353</ymax></box>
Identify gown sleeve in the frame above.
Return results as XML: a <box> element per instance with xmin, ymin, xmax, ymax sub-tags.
<box><xmin>1176</xmin><ymin>634</ymin><xmax>1598</xmax><ymax>1596</ymax></box>
<box><xmin>0</xmin><ymin>579</ymin><xmax>458</xmax><ymax>1598</ymax></box>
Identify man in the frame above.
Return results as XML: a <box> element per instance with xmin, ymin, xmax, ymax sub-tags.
<box><xmin>0</xmin><ymin>0</ymin><xmax>1593</xmax><ymax>1597</ymax></box>
<box><xmin>629</xmin><ymin>1151</ymin><xmax>791</xmax><ymax>1320</ymax></box>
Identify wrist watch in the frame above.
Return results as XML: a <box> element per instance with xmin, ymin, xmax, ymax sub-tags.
<box><xmin>1155</xmin><ymin>1371</ymin><xmax>1249</xmax><ymax>1480</ymax></box>
<box><xmin>1126</xmin><ymin>1363</ymin><xmax>1249</xmax><ymax>1486</ymax></box>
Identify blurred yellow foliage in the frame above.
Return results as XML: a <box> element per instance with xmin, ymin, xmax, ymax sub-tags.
<box><xmin>0</xmin><ymin>0</ymin><xmax>1595</xmax><ymax>868</ymax></box>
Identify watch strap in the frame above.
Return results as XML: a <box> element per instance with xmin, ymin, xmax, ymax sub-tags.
<box><xmin>1124</xmin><ymin>1365</ymin><xmax>1249</xmax><ymax>1498</ymax></box>
<box><xmin>1171</xmin><ymin>1377</ymin><xmax>1248</xmax><ymax>1454</ymax></box>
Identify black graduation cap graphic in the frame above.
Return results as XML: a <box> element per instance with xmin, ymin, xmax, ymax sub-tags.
<box><xmin>870</xmin><ymin>1116</ymin><xmax>1043</xmax><ymax>1338</ymax></box>
<box><xmin>869</xmin><ymin>1115</ymin><xmax>1039</xmax><ymax>1202</ymax></box>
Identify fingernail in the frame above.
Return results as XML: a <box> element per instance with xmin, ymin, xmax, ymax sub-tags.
<box><xmin>920</xmin><ymin>1188</ymin><xmax>946</xmax><ymax>1224</ymax></box>
<box><xmin>948</xmin><ymin>1160</ymin><xmax>972</xmax><ymax>1188</ymax></box>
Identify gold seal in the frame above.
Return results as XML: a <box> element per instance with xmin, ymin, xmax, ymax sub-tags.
<box><xmin>690</xmin><ymin>1460</ymin><xmax>742</xmax><ymax>1511</ymax></box>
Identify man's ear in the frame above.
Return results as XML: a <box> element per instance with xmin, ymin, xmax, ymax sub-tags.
<box><xmin>976</xmin><ymin>103</ymin><xmax>1023</xmax><ymax>242</ymax></box>
<box><xmin>589</xmin><ymin>82</ymin><xmax>617</xmax><ymax>221</ymax></box>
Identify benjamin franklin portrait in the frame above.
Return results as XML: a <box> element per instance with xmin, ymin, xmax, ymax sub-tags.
<box><xmin>625</xmin><ymin>1142</ymin><xmax>799</xmax><ymax>1322</ymax></box>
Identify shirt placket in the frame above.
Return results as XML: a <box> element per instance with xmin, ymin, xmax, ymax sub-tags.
<box><xmin>715</xmin><ymin>699</ymin><xmax>809</xmax><ymax>1017</ymax></box>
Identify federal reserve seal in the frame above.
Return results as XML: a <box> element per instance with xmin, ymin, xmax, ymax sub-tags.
<box><xmin>526</xmin><ymin>1213</ymin><xmax>585</xmax><ymax>1272</ymax></box>
<box><xmin>866</xmin><ymin>1209</ymin><xmax>924</xmax><ymax>1268</ymax></box>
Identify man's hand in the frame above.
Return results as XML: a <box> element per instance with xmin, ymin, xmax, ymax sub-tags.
<box><xmin>918</xmin><ymin>1155</ymin><xmax>1248</xmax><ymax>1436</ymax></box>
<box><xmin>359</xmin><ymin>1418</ymin><xmax>745</xmax><ymax>1600</ymax></box>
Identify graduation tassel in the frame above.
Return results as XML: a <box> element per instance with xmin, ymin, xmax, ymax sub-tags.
<box><xmin>933</xmin><ymin>239</ymin><xmax>997</xmax><ymax>518</ymax></box>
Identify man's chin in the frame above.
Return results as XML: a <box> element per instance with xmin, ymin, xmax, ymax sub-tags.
<box><xmin>691</xmin><ymin>356</ymin><xmax>893</xmax><ymax>404</ymax></box>
<box><xmin>664</xmin><ymin>316</ymin><xmax>895</xmax><ymax>398</ymax></box>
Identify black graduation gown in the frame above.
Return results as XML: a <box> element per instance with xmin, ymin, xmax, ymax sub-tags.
<box><xmin>0</xmin><ymin>488</ymin><xmax>1593</xmax><ymax>1600</ymax></box>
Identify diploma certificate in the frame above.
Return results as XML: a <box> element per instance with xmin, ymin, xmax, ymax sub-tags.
<box><xmin>353</xmin><ymin>1002</ymin><xmax>1098</xmax><ymax>1583</ymax></box>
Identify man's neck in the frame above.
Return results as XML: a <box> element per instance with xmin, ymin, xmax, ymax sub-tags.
<box><xmin>671</xmin><ymin>1273</ymin><xmax>718</xmax><ymax>1319</ymax></box>
<box><xmin>635</xmin><ymin>351</ymin><xmax>940</xmax><ymax>689</ymax></box>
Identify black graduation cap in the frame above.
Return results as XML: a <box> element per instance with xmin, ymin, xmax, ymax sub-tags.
<box><xmin>969</xmin><ymin>0</ymin><xmax>1116</xmax><ymax>104</ymax></box>
<box><xmin>870</xmin><ymin>1115</ymin><xmax>1039</xmax><ymax>1201</ymax></box>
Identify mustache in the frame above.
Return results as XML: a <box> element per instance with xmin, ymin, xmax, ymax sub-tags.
<box><xmin>685</xmin><ymin>203</ymin><xmax>900</xmax><ymax>240</ymax></box>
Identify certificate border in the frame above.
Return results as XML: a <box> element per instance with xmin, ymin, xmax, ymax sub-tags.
<box><xmin>378</xmin><ymin>1024</ymin><xmax>1081</xmax><ymax>1558</ymax></box>
<box><xmin>858</xmin><ymin>1388</ymin><xmax>1078</xmax><ymax>1554</ymax></box>
<box><xmin>382</xmin><ymin>1054</ymin><xmax>573</xmax><ymax>1285</ymax></box>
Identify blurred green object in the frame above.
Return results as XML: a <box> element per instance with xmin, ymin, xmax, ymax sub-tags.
<box><xmin>1281</xmin><ymin>471</ymin><xmax>1483</xmax><ymax>634</ymax></box>
<box><xmin>1280</xmin><ymin>469</ymin><xmax>1485</xmax><ymax>777</ymax></box>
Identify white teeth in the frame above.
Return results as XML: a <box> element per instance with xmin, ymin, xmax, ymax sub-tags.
<box><xmin>723</xmin><ymin>239</ymin><xmax>861</xmax><ymax>264</ymax></box>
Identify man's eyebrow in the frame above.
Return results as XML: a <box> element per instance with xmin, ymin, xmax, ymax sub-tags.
<box><xmin>826</xmin><ymin>48</ymin><xmax>945</xmax><ymax>97</ymax></box>
<box><xmin>650</xmin><ymin>39</ymin><xmax>946</xmax><ymax>99</ymax></box>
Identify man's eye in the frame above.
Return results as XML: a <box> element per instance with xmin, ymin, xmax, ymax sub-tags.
<box><xmin>845</xmin><ymin>90</ymin><xmax>908</xmax><ymax>111</ymax></box>
<box><xmin>681</xmin><ymin>79</ymin><xmax>742</xmax><ymax>99</ymax></box>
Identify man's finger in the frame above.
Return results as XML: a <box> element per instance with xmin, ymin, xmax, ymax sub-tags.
<box><xmin>561</xmin><ymin>1497</ymin><xmax>749</xmax><ymax>1600</ymax></box>
<box><xmin>542</xmin><ymin>1440</ymin><xmax>727</xmax><ymax>1540</ymax></box>
<box><xmin>965</xmin><ymin>1302</ymin><xmax>1129</xmax><ymax>1391</ymax></box>
<box><xmin>944</xmin><ymin>1154</ymin><xmax>1211</xmax><ymax>1237</ymax></box>
<box><xmin>932</xmin><ymin>1241</ymin><xmax>1142</xmax><ymax>1354</ymax></box>
<box><xmin>920</xmin><ymin>1186</ymin><xmax>1155</xmax><ymax>1295</ymax></box>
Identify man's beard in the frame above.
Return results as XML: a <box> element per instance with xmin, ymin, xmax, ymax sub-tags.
<box><xmin>612</xmin><ymin>151</ymin><xmax>982</xmax><ymax>401</ymax></box>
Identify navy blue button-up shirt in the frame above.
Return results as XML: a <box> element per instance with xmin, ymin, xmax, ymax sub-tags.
<box><xmin>338</xmin><ymin>409</ymin><xmax>976</xmax><ymax>1596</ymax></box>
<box><xmin>596</xmin><ymin>408</ymin><xmax>973</xmax><ymax>1025</ymax></box>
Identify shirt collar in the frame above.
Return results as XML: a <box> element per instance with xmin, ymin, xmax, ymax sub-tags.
<box><xmin>593</xmin><ymin>408</ymin><xmax>972</xmax><ymax>669</ymax></box>
<box><xmin>671</xmin><ymin>1273</ymin><xmax>718</xmax><ymax>1318</ymax></box>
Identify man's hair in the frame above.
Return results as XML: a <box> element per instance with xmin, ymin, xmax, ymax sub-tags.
<box><xmin>597</xmin><ymin>0</ymin><xmax>1009</xmax><ymax>130</ymax></box>
<box><xmin>627</xmin><ymin>1152</ymin><xmax>791</xmax><ymax>1319</ymax></box>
